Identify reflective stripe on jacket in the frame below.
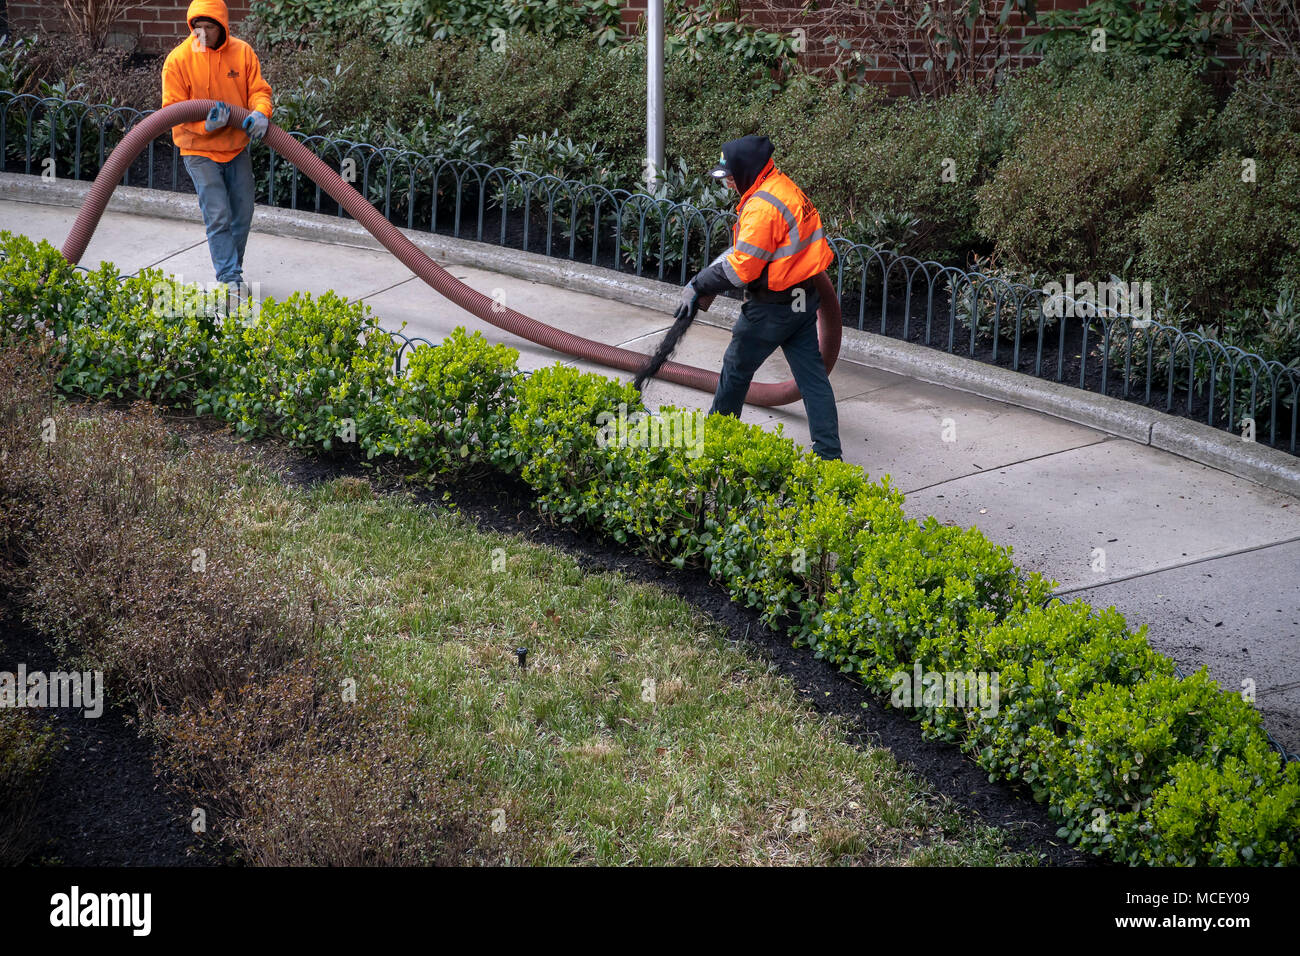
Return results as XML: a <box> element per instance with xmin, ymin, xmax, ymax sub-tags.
<box><xmin>717</xmin><ymin>160</ymin><xmax>832</xmax><ymax>293</ymax></box>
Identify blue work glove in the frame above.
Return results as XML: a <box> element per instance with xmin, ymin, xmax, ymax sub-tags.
<box><xmin>241</xmin><ymin>110</ymin><xmax>269</xmax><ymax>141</ymax></box>
<box><xmin>674</xmin><ymin>281</ymin><xmax>699</xmax><ymax>322</ymax></box>
<box><xmin>204</xmin><ymin>102</ymin><xmax>231</xmax><ymax>132</ymax></box>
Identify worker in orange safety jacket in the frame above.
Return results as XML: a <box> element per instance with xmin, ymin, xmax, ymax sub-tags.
<box><xmin>161</xmin><ymin>0</ymin><xmax>272</xmax><ymax>295</ymax></box>
<box><xmin>682</xmin><ymin>135</ymin><xmax>841</xmax><ymax>460</ymax></box>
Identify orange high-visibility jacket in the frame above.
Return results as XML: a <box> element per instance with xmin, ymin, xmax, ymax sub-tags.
<box><xmin>161</xmin><ymin>0</ymin><xmax>273</xmax><ymax>163</ymax></box>
<box><xmin>701</xmin><ymin>160</ymin><xmax>833</xmax><ymax>295</ymax></box>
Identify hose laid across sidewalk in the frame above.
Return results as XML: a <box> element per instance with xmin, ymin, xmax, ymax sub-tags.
<box><xmin>60</xmin><ymin>100</ymin><xmax>842</xmax><ymax>407</ymax></box>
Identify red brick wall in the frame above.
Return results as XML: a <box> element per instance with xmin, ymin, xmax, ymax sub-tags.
<box><xmin>620</xmin><ymin>0</ymin><xmax>1245</xmax><ymax>96</ymax></box>
<box><xmin>11</xmin><ymin>0</ymin><xmax>1247</xmax><ymax>90</ymax></box>
<box><xmin>8</xmin><ymin>0</ymin><xmax>253</xmax><ymax>53</ymax></box>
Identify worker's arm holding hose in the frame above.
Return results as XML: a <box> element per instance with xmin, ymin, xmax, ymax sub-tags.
<box><xmin>634</xmin><ymin>210</ymin><xmax>776</xmax><ymax>390</ymax></box>
<box><xmin>241</xmin><ymin>51</ymin><xmax>273</xmax><ymax>139</ymax></box>
<box><xmin>683</xmin><ymin>210</ymin><xmax>777</xmax><ymax>312</ymax></box>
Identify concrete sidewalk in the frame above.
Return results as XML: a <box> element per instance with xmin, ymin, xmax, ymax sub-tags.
<box><xmin>4</xmin><ymin>191</ymin><xmax>1298</xmax><ymax>755</ymax></box>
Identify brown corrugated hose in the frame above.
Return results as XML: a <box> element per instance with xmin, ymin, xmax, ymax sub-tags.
<box><xmin>60</xmin><ymin>100</ymin><xmax>842</xmax><ymax>406</ymax></box>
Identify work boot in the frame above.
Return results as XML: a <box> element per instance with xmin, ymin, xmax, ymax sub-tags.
<box><xmin>224</xmin><ymin>280</ymin><xmax>253</xmax><ymax>315</ymax></box>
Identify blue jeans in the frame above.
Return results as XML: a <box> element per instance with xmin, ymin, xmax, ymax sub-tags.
<box><xmin>709</xmin><ymin>291</ymin><xmax>843</xmax><ymax>460</ymax></box>
<box><xmin>183</xmin><ymin>148</ymin><xmax>254</xmax><ymax>284</ymax></box>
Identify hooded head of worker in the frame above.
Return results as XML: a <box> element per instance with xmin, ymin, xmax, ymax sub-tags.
<box><xmin>188</xmin><ymin>0</ymin><xmax>229</xmax><ymax>51</ymax></box>
<box><xmin>709</xmin><ymin>135</ymin><xmax>775</xmax><ymax>195</ymax></box>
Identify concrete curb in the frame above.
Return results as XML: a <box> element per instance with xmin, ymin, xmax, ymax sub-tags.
<box><xmin>6</xmin><ymin>171</ymin><xmax>1298</xmax><ymax>498</ymax></box>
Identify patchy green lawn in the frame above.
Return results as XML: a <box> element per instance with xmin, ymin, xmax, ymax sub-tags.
<box><xmin>224</xmin><ymin>471</ymin><xmax>1038</xmax><ymax>866</ymax></box>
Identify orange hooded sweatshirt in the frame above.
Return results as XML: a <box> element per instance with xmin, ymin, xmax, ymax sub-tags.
<box><xmin>161</xmin><ymin>0</ymin><xmax>273</xmax><ymax>163</ymax></box>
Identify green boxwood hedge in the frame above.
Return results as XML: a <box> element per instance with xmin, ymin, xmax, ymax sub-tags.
<box><xmin>2</xmin><ymin>230</ymin><xmax>1296</xmax><ymax>866</ymax></box>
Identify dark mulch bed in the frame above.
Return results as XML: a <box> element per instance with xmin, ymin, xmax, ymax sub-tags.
<box><xmin>0</xmin><ymin>601</ymin><xmax>215</xmax><ymax>867</ymax></box>
<box><xmin>2</xmin><ymin>389</ymin><xmax>1095</xmax><ymax>867</ymax></box>
<box><xmin>218</xmin><ymin>417</ymin><xmax>1098</xmax><ymax>868</ymax></box>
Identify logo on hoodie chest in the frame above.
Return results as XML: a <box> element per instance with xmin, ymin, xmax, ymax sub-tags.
<box><xmin>226</xmin><ymin>68</ymin><xmax>239</xmax><ymax>79</ymax></box>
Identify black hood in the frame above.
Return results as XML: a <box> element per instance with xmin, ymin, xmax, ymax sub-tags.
<box><xmin>716</xmin><ymin>135</ymin><xmax>774</xmax><ymax>194</ymax></box>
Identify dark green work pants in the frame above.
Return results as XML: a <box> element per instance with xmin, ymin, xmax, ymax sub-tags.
<box><xmin>708</xmin><ymin>291</ymin><xmax>843</xmax><ymax>460</ymax></box>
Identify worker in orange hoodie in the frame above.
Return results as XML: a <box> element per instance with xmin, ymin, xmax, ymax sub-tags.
<box><xmin>161</xmin><ymin>0</ymin><xmax>272</xmax><ymax>294</ymax></box>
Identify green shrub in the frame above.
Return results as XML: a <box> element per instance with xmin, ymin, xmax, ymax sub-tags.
<box><xmin>58</xmin><ymin>268</ymin><xmax>226</xmax><ymax>406</ymax></box>
<box><xmin>0</xmin><ymin>231</ymin><xmax>84</xmax><ymax>338</ymax></box>
<box><xmin>1137</xmin><ymin>137</ymin><xmax>1300</xmax><ymax>318</ymax></box>
<box><xmin>785</xmin><ymin>88</ymin><xmax>1003</xmax><ymax>262</ymax></box>
<box><xmin>1040</xmin><ymin>669</ymin><xmax>1273</xmax><ymax>862</ymax></box>
<box><xmin>1146</xmin><ymin>742</ymin><xmax>1300</xmax><ymax>866</ymax></box>
<box><xmin>205</xmin><ymin>290</ymin><xmax>400</xmax><ymax>450</ymax></box>
<box><xmin>250</xmin><ymin>0</ymin><xmax>623</xmax><ymax>49</ymax></box>
<box><xmin>976</xmin><ymin>52</ymin><xmax>1213</xmax><ymax>279</ymax></box>
<box><xmin>711</xmin><ymin>455</ymin><xmax>907</xmax><ymax>642</ymax></box>
<box><xmin>816</xmin><ymin>517</ymin><xmax>1054</xmax><ymax>692</ymax></box>
<box><xmin>454</xmin><ymin>36</ymin><xmax>634</xmax><ymax>169</ymax></box>
<box><xmin>599</xmin><ymin>410</ymin><xmax>802</xmax><ymax>568</ymax></box>
<box><xmin>0</xmin><ymin>34</ymin><xmax>37</xmax><ymax>96</ymax></box>
<box><xmin>506</xmin><ymin>364</ymin><xmax>643</xmax><ymax>524</ymax></box>
<box><xmin>361</xmin><ymin>326</ymin><xmax>518</xmax><ymax>475</ymax></box>
<box><xmin>664</xmin><ymin>44</ymin><xmax>776</xmax><ymax>173</ymax></box>
<box><xmin>1022</xmin><ymin>0</ymin><xmax>1233</xmax><ymax>73</ymax></box>
<box><xmin>950</xmin><ymin>601</ymin><xmax>1174</xmax><ymax>787</ymax></box>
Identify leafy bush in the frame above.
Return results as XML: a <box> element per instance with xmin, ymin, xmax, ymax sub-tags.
<box><xmin>1146</xmin><ymin>740</ymin><xmax>1300</xmax><ymax>865</ymax></box>
<box><xmin>950</xmin><ymin>601</ymin><xmax>1175</xmax><ymax>788</ymax></box>
<box><xmin>976</xmin><ymin>50</ymin><xmax>1214</xmax><ymax>279</ymax></box>
<box><xmin>1040</xmin><ymin>669</ymin><xmax>1274</xmax><ymax>861</ymax></box>
<box><xmin>815</xmin><ymin>516</ymin><xmax>1054</xmax><ymax>693</ymax></box>
<box><xmin>1137</xmin><ymin>134</ymin><xmax>1300</xmax><ymax>319</ymax></box>
<box><xmin>361</xmin><ymin>326</ymin><xmax>518</xmax><ymax>475</ymax></box>
<box><xmin>261</xmin><ymin>40</ymin><xmax>475</xmax><ymax>138</ymax></box>
<box><xmin>0</xmin><ymin>31</ymin><xmax>158</xmax><ymax>106</ymax></box>
<box><xmin>616</xmin><ymin>160</ymin><xmax>733</xmax><ymax>278</ymax></box>
<box><xmin>711</xmin><ymin>455</ymin><xmax>907</xmax><ymax>643</ymax></box>
<box><xmin>506</xmin><ymin>364</ymin><xmax>643</xmax><ymax>524</ymax></box>
<box><xmin>205</xmin><ymin>289</ymin><xmax>400</xmax><ymax>450</ymax></box>
<box><xmin>250</xmin><ymin>0</ymin><xmax>624</xmax><ymax>49</ymax></box>
<box><xmin>58</xmin><ymin>267</ymin><xmax>226</xmax><ymax>406</ymax></box>
<box><xmin>783</xmin><ymin>87</ymin><xmax>1002</xmax><ymax>263</ymax></box>
<box><xmin>0</xmin><ymin>34</ymin><xmax>37</xmax><ymax>96</ymax></box>
<box><xmin>0</xmin><ymin>230</ymin><xmax>84</xmax><ymax>337</ymax></box>
<box><xmin>660</xmin><ymin>0</ymin><xmax>799</xmax><ymax>70</ymax></box>
<box><xmin>598</xmin><ymin>410</ymin><xmax>802</xmax><ymax>568</ymax></box>
<box><xmin>1022</xmin><ymin>0</ymin><xmax>1234</xmax><ymax>72</ymax></box>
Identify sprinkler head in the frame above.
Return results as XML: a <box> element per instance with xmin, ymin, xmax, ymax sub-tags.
<box><xmin>515</xmin><ymin>647</ymin><xmax>528</xmax><ymax>670</ymax></box>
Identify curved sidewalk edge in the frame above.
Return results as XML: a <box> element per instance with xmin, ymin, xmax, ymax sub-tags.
<box><xmin>6</xmin><ymin>171</ymin><xmax>1298</xmax><ymax>498</ymax></box>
